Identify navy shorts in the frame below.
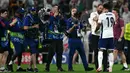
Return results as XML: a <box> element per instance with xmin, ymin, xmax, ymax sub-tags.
<box><xmin>10</xmin><ymin>37</ymin><xmax>24</xmax><ymax>54</ymax></box>
<box><xmin>99</xmin><ymin>38</ymin><xmax>114</xmax><ymax>50</ymax></box>
<box><xmin>0</xmin><ymin>39</ymin><xmax>9</xmax><ymax>53</ymax></box>
<box><xmin>24</xmin><ymin>38</ymin><xmax>38</xmax><ymax>54</ymax></box>
<box><xmin>12</xmin><ymin>41</ymin><xmax>23</xmax><ymax>55</ymax></box>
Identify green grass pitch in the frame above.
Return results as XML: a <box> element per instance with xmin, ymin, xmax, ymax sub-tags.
<box><xmin>10</xmin><ymin>64</ymin><xmax>130</xmax><ymax>73</ymax></box>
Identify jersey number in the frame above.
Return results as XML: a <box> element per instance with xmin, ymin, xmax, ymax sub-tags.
<box><xmin>106</xmin><ymin>17</ymin><xmax>114</xmax><ymax>27</ymax></box>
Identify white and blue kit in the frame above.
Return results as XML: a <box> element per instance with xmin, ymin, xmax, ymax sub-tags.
<box><xmin>98</xmin><ymin>12</ymin><xmax>116</xmax><ymax>50</ymax></box>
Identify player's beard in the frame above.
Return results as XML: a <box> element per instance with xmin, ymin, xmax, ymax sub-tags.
<box><xmin>97</xmin><ymin>10</ymin><xmax>102</xmax><ymax>14</ymax></box>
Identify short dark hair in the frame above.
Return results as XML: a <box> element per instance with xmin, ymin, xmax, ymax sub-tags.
<box><xmin>0</xmin><ymin>9</ymin><xmax>8</xmax><ymax>14</ymax></box>
<box><xmin>113</xmin><ymin>8</ymin><xmax>120</xmax><ymax>17</ymax></box>
<box><xmin>103</xmin><ymin>2</ymin><xmax>111</xmax><ymax>9</ymax></box>
<box><xmin>113</xmin><ymin>8</ymin><xmax>119</xmax><ymax>13</ymax></box>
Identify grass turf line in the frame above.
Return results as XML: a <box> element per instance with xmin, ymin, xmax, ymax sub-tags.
<box><xmin>10</xmin><ymin>64</ymin><xmax>130</xmax><ymax>73</ymax></box>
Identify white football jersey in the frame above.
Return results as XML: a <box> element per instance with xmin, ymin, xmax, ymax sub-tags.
<box><xmin>98</xmin><ymin>12</ymin><xmax>116</xmax><ymax>38</ymax></box>
<box><xmin>88</xmin><ymin>12</ymin><xmax>100</xmax><ymax>36</ymax></box>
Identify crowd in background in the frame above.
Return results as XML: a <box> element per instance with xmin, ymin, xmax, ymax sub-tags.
<box><xmin>0</xmin><ymin>0</ymin><xmax>130</xmax><ymax>72</ymax></box>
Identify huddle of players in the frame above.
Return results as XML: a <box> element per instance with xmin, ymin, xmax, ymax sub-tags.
<box><xmin>89</xmin><ymin>2</ymin><xmax>130</xmax><ymax>73</ymax></box>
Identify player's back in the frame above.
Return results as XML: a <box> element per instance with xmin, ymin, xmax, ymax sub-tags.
<box><xmin>98</xmin><ymin>12</ymin><xmax>115</xmax><ymax>39</ymax></box>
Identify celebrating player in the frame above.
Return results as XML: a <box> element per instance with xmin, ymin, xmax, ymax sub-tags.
<box><xmin>95</xmin><ymin>2</ymin><xmax>116</xmax><ymax>72</ymax></box>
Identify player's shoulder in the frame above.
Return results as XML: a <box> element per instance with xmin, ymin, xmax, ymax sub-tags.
<box><xmin>67</xmin><ymin>17</ymin><xmax>73</xmax><ymax>23</ymax></box>
<box><xmin>91</xmin><ymin>11</ymin><xmax>97</xmax><ymax>14</ymax></box>
<box><xmin>108</xmin><ymin>12</ymin><xmax>115</xmax><ymax>15</ymax></box>
<box><xmin>90</xmin><ymin>12</ymin><xmax>98</xmax><ymax>15</ymax></box>
<box><xmin>102</xmin><ymin>12</ymin><xmax>115</xmax><ymax>17</ymax></box>
<box><xmin>110</xmin><ymin>12</ymin><xmax>115</xmax><ymax>16</ymax></box>
<box><xmin>99</xmin><ymin>13</ymin><xmax>105</xmax><ymax>17</ymax></box>
<box><xmin>110</xmin><ymin>12</ymin><xmax>116</xmax><ymax>18</ymax></box>
<box><xmin>104</xmin><ymin>12</ymin><xmax>113</xmax><ymax>15</ymax></box>
<box><xmin>119</xmin><ymin>18</ymin><xmax>124</xmax><ymax>22</ymax></box>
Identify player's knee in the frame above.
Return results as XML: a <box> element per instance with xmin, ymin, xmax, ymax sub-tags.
<box><xmin>122</xmin><ymin>57</ymin><xmax>126</xmax><ymax>62</ymax></box>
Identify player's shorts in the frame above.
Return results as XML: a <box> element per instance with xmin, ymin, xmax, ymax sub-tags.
<box><xmin>0</xmin><ymin>39</ymin><xmax>9</xmax><ymax>53</ymax></box>
<box><xmin>11</xmin><ymin>41</ymin><xmax>23</xmax><ymax>55</ymax></box>
<box><xmin>24</xmin><ymin>38</ymin><xmax>38</xmax><ymax>54</ymax></box>
<box><xmin>114</xmin><ymin>38</ymin><xmax>124</xmax><ymax>51</ymax></box>
<box><xmin>99</xmin><ymin>38</ymin><xmax>114</xmax><ymax>50</ymax></box>
<box><xmin>0</xmin><ymin>46</ymin><xmax>9</xmax><ymax>53</ymax></box>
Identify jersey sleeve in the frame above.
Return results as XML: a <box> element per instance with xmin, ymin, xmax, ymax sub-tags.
<box><xmin>120</xmin><ymin>19</ymin><xmax>124</xmax><ymax>27</ymax></box>
<box><xmin>48</xmin><ymin>16</ymin><xmax>54</xmax><ymax>30</ymax></box>
<box><xmin>113</xmin><ymin>14</ymin><xmax>116</xmax><ymax>23</ymax></box>
<box><xmin>23</xmin><ymin>16</ymin><xmax>29</xmax><ymax>26</ymax></box>
<box><xmin>90</xmin><ymin>12</ymin><xmax>97</xmax><ymax>20</ymax></box>
<box><xmin>98</xmin><ymin>14</ymin><xmax>103</xmax><ymax>24</ymax></box>
<box><xmin>66</xmin><ymin>18</ymin><xmax>72</xmax><ymax>30</ymax></box>
<box><xmin>89</xmin><ymin>12</ymin><xmax>96</xmax><ymax>25</ymax></box>
<box><xmin>0</xmin><ymin>20</ymin><xmax>6</xmax><ymax>27</ymax></box>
